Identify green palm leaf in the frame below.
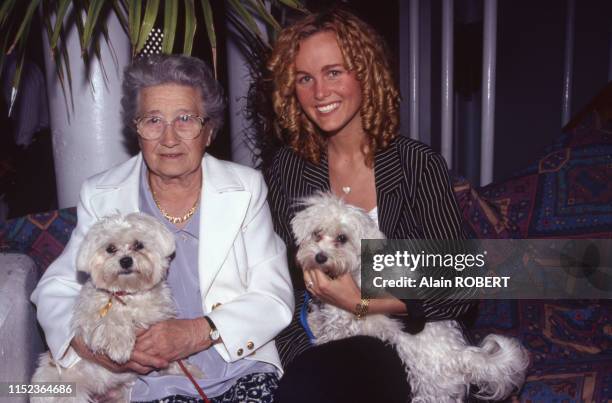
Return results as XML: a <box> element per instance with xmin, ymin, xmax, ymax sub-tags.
<box><xmin>0</xmin><ymin>0</ymin><xmax>17</xmax><ymax>27</ymax></box>
<box><xmin>247</xmin><ymin>0</ymin><xmax>280</xmax><ymax>32</ymax></box>
<box><xmin>82</xmin><ymin>0</ymin><xmax>106</xmax><ymax>51</ymax></box>
<box><xmin>41</xmin><ymin>2</ymin><xmax>70</xmax><ymax>103</ymax></box>
<box><xmin>73</xmin><ymin>1</ymin><xmax>87</xmax><ymax>55</ymax></box>
<box><xmin>7</xmin><ymin>0</ymin><xmax>40</xmax><ymax>54</ymax></box>
<box><xmin>50</xmin><ymin>0</ymin><xmax>72</xmax><ymax>51</ymax></box>
<box><xmin>200</xmin><ymin>0</ymin><xmax>216</xmax><ymax>75</ymax></box>
<box><xmin>112</xmin><ymin>0</ymin><xmax>129</xmax><ymax>33</ymax></box>
<box><xmin>277</xmin><ymin>0</ymin><xmax>308</xmax><ymax>13</ymax></box>
<box><xmin>227</xmin><ymin>0</ymin><xmax>263</xmax><ymax>40</ymax></box>
<box><xmin>183</xmin><ymin>0</ymin><xmax>196</xmax><ymax>55</ymax></box>
<box><xmin>128</xmin><ymin>0</ymin><xmax>142</xmax><ymax>53</ymax></box>
<box><xmin>0</xmin><ymin>21</ymin><xmax>12</xmax><ymax>79</ymax></box>
<box><xmin>162</xmin><ymin>0</ymin><xmax>178</xmax><ymax>53</ymax></box>
<box><xmin>136</xmin><ymin>0</ymin><xmax>160</xmax><ymax>54</ymax></box>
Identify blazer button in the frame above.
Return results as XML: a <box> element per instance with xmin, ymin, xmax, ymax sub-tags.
<box><xmin>212</xmin><ymin>302</ymin><xmax>222</xmax><ymax>310</ymax></box>
<box><xmin>246</xmin><ymin>341</ymin><xmax>255</xmax><ymax>350</ymax></box>
<box><xmin>237</xmin><ymin>348</ymin><xmax>244</xmax><ymax>356</ymax></box>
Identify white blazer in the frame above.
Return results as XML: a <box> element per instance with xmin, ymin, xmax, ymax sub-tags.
<box><xmin>31</xmin><ymin>153</ymin><xmax>294</xmax><ymax>374</ymax></box>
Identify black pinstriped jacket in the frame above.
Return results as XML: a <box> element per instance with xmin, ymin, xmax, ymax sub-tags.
<box><xmin>265</xmin><ymin>136</ymin><xmax>476</xmax><ymax>364</ymax></box>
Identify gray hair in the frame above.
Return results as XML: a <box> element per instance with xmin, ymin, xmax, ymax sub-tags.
<box><xmin>121</xmin><ymin>54</ymin><xmax>225</xmax><ymax>139</ymax></box>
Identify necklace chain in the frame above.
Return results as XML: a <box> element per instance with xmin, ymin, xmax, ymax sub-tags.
<box><xmin>150</xmin><ymin>186</ymin><xmax>200</xmax><ymax>225</ymax></box>
<box><xmin>152</xmin><ymin>191</ymin><xmax>199</xmax><ymax>224</ymax></box>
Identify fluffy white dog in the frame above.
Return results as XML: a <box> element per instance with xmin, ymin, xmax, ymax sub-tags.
<box><xmin>32</xmin><ymin>212</ymin><xmax>200</xmax><ymax>403</ymax></box>
<box><xmin>291</xmin><ymin>193</ymin><xmax>530</xmax><ymax>403</ymax></box>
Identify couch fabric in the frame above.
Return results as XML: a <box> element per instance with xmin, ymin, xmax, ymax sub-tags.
<box><xmin>0</xmin><ymin>253</ymin><xmax>45</xmax><ymax>403</ymax></box>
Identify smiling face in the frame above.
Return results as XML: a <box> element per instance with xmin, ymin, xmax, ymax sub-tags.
<box><xmin>294</xmin><ymin>31</ymin><xmax>364</xmax><ymax>138</ymax></box>
<box><xmin>137</xmin><ymin>83</ymin><xmax>211</xmax><ymax>181</ymax></box>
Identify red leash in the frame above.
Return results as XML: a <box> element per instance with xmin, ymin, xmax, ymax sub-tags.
<box><xmin>178</xmin><ymin>359</ymin><xmax>210</xmax><ymax>403</ymax></box>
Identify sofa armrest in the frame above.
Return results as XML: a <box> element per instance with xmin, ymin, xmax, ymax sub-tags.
<box><xmin>0</xmin><ymin>253</ymin><xmax>45</xmax><ymax>401</ymax></box>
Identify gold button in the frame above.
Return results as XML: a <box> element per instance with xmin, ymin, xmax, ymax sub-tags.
<box><xmin>246</xmin><ymin>341</ymin><xmax>254</xmax><ymax>350</ymax></box>
<box><xmin>212</xmin><ymin>302</ymin><xmax>222</xmax><ymax>310</ymax></box>
<box><xmin>237</xmin><ymin>348</ymin><xmax>244</xmax><ymax>356</ymax></box>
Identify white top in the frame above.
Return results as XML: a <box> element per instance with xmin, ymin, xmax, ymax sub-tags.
<box><xmin>367</xmin><ymin>206</ymin><xmax>379</xmax><ymax>228</ymax></box>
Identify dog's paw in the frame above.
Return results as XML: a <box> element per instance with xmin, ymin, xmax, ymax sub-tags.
<box><xmin>105</xmin><ymin>345</ymin><xmax>133</xmax><ymax>365</ymax></box>
<box><xmin>103</xmin><ymin>336</ymin><xmax>135</xmax><ymax>364</ymax></box>
<box><xmin>306</xmin><ymin>316</ymin><xmax>320</xmax><ymax>338</ymax></box>
<box><xmin>88</xmin><ymin>324</ymin><xmax>135</xmax><ymax>364</ymax></box>
<box><xmin>306</xmin><ymin>309</ymin><xmax>326</xmax><ymax>338</ymax></box>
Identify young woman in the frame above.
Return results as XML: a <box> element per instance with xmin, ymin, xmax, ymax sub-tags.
<box><xmin>264</xmin><ymin>8</ymin><xmax>474</xmax><ymax>402</ymax></box>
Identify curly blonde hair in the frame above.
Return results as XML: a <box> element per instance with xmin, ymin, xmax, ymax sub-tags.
<box><xmin>267</xmin><ymin>8</ymin><xmax>401</xmax><ymax>165</ymax></box>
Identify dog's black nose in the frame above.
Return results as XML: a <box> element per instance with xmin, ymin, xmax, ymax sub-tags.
<box><xmin>315</xmin><ymin>253</ymin><xmax>328</xmax><ymax>264</ymax></box>
<box><xmin>119</xmin><ymin>256</ymin><xmax>133</xmax><ymax>269</ymax></box>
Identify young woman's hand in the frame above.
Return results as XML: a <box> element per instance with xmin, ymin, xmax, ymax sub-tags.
<box><xmin>303</xmin><ymin>268</ymin><xmax>408</xmax><ymax>316</ymax></box>
<box><xmin>303</xmin><ymin>268</ymin><xmax>361</xmax><ymax>312</ymax></box>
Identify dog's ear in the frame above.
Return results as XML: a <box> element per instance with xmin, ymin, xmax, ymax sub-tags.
<box><xmin>290</xmin><ymin>192</ymin><xmax>332</xmax><ymax>243</ymax></box>
<box><xmin>76</xmin><ymin>220</ymin><xmax>107</xmax><ymax>273</ymax></box>
<box><xmin>347</xmin><ymin>209</ymin><xmax>385</xmax><ymax>241</ymax></box>
<box><xmin>290</xmin><ymin>209</ymin><xmax>313</xmax><ymax>244</ymax></box>
<box><xmin>127</xmin><ymin>213</ymin><xmax>176</xmax><ymax>258</ymax></box>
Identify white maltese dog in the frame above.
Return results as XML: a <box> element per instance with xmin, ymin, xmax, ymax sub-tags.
<box><xmin>291</xmin><ymin>193</ymin><xmax>529</xmax><ymax>403</ymax></box>
<box><xmin>32</xmin><ymin>212</ymin><xmax>201</xmax><ymax>403</ymax></box>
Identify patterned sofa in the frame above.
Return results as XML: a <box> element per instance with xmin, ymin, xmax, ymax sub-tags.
<box><xmin>452</xmin><ymin>122</ymin><xmax>612</xmax><ymax>402</ymax></box>
<box><xmin>1</xmin><ymin>123</ymin><xmax>610</xmax><ymax>402</ymax></box>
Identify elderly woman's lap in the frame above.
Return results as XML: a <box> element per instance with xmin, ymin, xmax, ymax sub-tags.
<box><xmin>133</xmin><ymin>372</ymin><xmax>279</xmax><ymax>403</ymax></box>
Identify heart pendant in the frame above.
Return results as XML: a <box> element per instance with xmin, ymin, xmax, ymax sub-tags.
<box><xmin>341</xmin><ymin>186</ymin><xmax>351</xmax><ymax>195</ymax></box>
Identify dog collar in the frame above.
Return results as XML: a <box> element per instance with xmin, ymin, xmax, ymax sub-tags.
<box><xmin>98</xmin><ymin>289</ymin><xmax>132</xmax><ymax>317</ymax></box>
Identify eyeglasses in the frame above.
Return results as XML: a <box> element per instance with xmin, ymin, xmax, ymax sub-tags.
<box><xmin>134</xmin><ymin>114</ymin><xmax>209</xmax><ymax>140</ymax></box>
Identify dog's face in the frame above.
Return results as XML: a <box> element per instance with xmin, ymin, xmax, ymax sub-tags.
<box><xmin>291</xmin><ymin>193</ymin><xmax>384</xmax><ymax>277</ymax></box>
<box><xmin>76</xmin><ymin>213</ymin><xmax>176</xmax><ymax>293</ymax></box>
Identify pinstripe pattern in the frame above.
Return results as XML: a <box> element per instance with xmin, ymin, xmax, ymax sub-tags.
<box><xmin>264</xmin><ymin>136</ymin><xmax>475</xmax><ymax>366</ymax></box>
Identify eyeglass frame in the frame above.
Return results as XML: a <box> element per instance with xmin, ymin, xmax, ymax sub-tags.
<box><xmin>133</xmin><ymin>114</ymin><xmax>210</xmax><ymax>141</ymax></box>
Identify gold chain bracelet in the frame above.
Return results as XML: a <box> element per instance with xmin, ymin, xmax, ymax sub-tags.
<box><xmin>354</xmin><ymin>298</ymin><xmax>370</xmax><ymax>320</ymax></box>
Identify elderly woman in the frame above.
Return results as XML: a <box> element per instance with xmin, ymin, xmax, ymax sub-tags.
<box><xmin>31</xmin><ymin>55</ymin><xmax>293</xmax><ymax>402</ymax></box>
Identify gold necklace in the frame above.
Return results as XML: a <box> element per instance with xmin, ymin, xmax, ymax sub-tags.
<box><xmin>151</xmin><ymin>188</ymin><xmax>200</xmax><ymax>225</ymax></box>
<box><xmin>148</xmin><ymin>172</ymin><xmax>202</xmax><ymax>224</ymax></box>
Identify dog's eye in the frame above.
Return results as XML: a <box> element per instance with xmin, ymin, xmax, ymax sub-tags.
<box><xmin>336</xmin><ymin>234</ymin><xmax>348</xmax><ymax>244</ymax></box>
<box><xmin>313</xmin><ymin>230</ymin><xmax>322</xmax><ymax>241</ymax></box>
<box><xmin>106</xmin><ymin>244</ymin><xmax>117</xmax><ymax>254</ymax></box>
<box><xmin>133</xmin><ymin>241</ymin><xmax>144</xmax><ymax>251</ymax></box>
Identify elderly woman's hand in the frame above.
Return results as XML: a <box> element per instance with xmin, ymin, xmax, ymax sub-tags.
<box><xmin>71</xmin><ymin>335</ymin><xmax>166</xmax><ymax>375</ymax></box>
<box><xmin>303</xmin><ymin>268</ymin><xmax>361</xmax><ymax>312</ymax></box>
<box><xmin>133</xmin><ymin>318</ymin><xmax>212</xmax><ymax>362</ymax></box>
